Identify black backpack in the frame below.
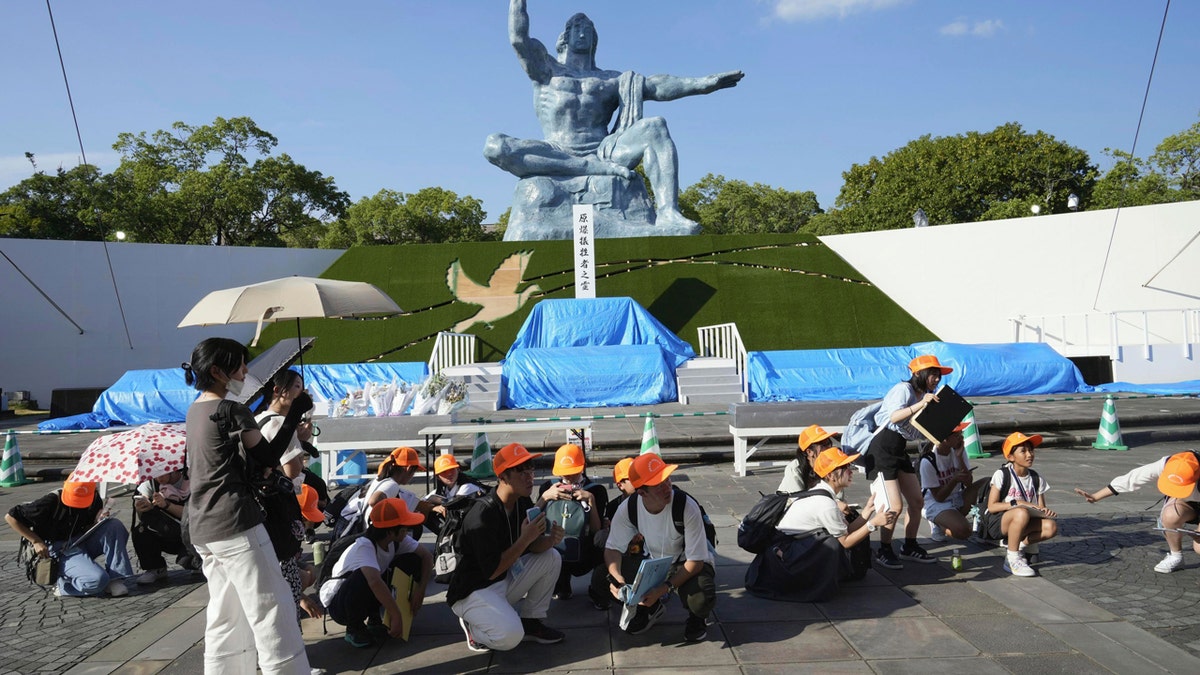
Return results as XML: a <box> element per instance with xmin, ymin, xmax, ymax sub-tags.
<box><xmin>737</xmin><ymin>489</ymin><xmax>827</xmax><ymax>554</ymax></box>
<box><xmin>433</xmin><ymin>493</ymin><xmax>484</xmax><ymax>584</ymax></box>
<box><xmin>314</xmin><ymin>531</ymin><xmax>367</xmax><ymax>590</ymax></box>
<box><xmin>974</xmin><ymin>465</ymin><xmax>1041</xmax><ymax>541</ymax></box>
<box><xmin>627</xmin><ymin>486</ymin><xmax>717</xmax><ymax>549</ymax></box>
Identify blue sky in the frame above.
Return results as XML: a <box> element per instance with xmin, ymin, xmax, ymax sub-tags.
<box><xmin>3</xmin><ymin>0</ymin><xmax>1198</xmax><ymax>224</ymax></box>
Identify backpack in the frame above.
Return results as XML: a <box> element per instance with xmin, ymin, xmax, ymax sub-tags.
<box><xmin>325</xmin><ymin>483</ymin><xmax>372</xmax><ymax>540</ymax></box>
<box><xmin>737</xmin><ymin>489</ymin><xmax>827</xmax><ymax>554</ymax></box>
<box><xmin>974</xmin><ymin>465</ymin><xmax>1041</xmax><ymax>541</ymax></box>
<box><xmin>626</xmin><ymin>486</ymin><xmax>717</xmax><ymax>551</ymax></box>
<box><xmin>433</xmin><ymin>493</ymin><xmax>483</xmax><ymax>584</ymax></box>
<box><xmin>841</xmin><ymin>400</ymin><xmax>884</xmax><ymax>454</ymax></box>
<box><xmin>315</xmin><ymin>531</ymin><xmax>367</xmax><ymax>590</ymax></box>
<box><xmin>543</xmin><ymin>480</ymin><xmax>597</xmax><ymax>562</ymax></box>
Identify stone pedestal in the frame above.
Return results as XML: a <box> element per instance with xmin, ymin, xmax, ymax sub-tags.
<box><xmin>502</xmin><ymin>174</ymin><xmax>700</xmax><ymax>241</ymax></box>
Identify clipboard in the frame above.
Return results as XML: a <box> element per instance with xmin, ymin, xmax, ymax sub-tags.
<box><xmin>381</xmin><ymin>567</ymin><xmax>415</xmax><ymax>641</ymax></box>
<box><xmin>911</xmin><ymin>385</ymin><xmax>973</xmax><ymax>445</ymax></box>
<box><xmin>1155</xmin><ymin>527</ymin><xmax>1200</xmax><ymax>537</ymax></box>
<box><xmin>870</xmin><ymin>473</ymin><xmax>893</xmax><ymax>513</ymax></box>
<box><xmin>617</xmin><ymin>555</ymin><xmax>674</xmax><ymax>631</ymax></box>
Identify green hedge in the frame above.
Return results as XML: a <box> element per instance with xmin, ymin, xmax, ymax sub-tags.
<box><xmin>257</xmin><ymin>234</ymin><xmax>936</xmax><ymax>364</ymax></box>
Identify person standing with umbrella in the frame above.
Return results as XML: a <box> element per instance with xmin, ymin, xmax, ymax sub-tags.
<box><xmin>183</xmin><ymin>337</ymin><xmax>314</xmax><ymax>675</ymax></box>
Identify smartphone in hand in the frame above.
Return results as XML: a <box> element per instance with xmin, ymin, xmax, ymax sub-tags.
<box><xmin>526</xmin><ymin>506</ymin><xmax>542</xmax><ymax>522</ymax></box>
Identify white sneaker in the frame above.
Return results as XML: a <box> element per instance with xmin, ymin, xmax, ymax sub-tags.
<box><xmin>106</xmin><ymin>579</ymin><xmax>130</xmax><ymax>597</ymax></box>
<box><xmin>1154</xmin><ymin>553</ymin><xmax>1184</xmax><ymax>574</ymax></box>
<box><xmin>928</xmin><ymin>521</ymin><xmax>947</xmax><ymax>543</ymax></box>
<box><xmin>459</xmin><ymin>617</ymin><xmax>490</xmax><ymax>653</ymax></box>
<box><xmin>1003</xmin><ymin>554</ymin><xmax>1036</xmax><ymax>578</ymax></box>
<box><xmin>136</xmin><ymin>568</ymin><xmax>168</xmax><ymax>585</ymax></box>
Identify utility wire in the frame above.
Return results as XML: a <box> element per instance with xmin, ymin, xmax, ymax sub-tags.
<box><xmin>1092</xmin><ymin>0</ymin><xmax>1171</xmax><ymax>311</ymax></box>
<box><xmin>45</xmin><ymin>0</ymin><xmax>134</xmax><ymax>349</ymax></box>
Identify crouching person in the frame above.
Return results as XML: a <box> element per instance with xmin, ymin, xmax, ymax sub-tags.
<box><xmin>447</xmin><ymin>443</ymin><xmax>566</xmax><ymax>652</ymax></box>
<box><xmin>604</xmin><ymin>453</ymin><xmax>716</xmax><ymax>643</ymax></box>
<box><xmin>746</xmin><ymin>448</ymin><xmax>895</xmax><ymax>602</ymax></box>
<box><xmin>6</xmin><ymin>475</ymin><xmax>135</xmax><ymax>597</ymax></box>
<box><xmin>318</xmin><ymin>498</ymin><xmax>433</xmax><ymax>648</ymax></box>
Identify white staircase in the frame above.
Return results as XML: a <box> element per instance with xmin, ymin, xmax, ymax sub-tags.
<box><xmin>676</xmin><ymin>358</ymin><xmax>746</xmax><ymax>405</ymax></box>
<box><xmin>441</xmin><ymin>362</ymin><xmax>503</xmax><ymax>411</ymax></box>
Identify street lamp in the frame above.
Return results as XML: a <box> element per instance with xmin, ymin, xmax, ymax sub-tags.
<box><xmin>1067</xmin><ymin>193</ymin><xmax>1080</xmax><ymax>211</ymax></box>
<box><xmin>114</xmin><ymin>231</ymin><xmax>126</xmax><ymax>241</ymax></box>
<box><xmin>912</xmin><ymin>208</ymin><xmax>929</xmax><ymax>228</ymax></box>
<box><xmin>1030</xmin><ymin>204</ymin><xmax>1041</xmax><ymax>215</ymax></box>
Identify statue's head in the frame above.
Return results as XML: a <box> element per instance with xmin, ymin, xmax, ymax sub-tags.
<box><xmin>556</xmin><ymin>13</ymin><xmax>597</xmax><ymax>62</ymax></box>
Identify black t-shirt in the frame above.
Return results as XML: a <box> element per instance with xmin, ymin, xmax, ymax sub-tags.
<box><xmin>604</xmin><ymin>492</ymin><xmax>629</xmax><ymax>522</ymax></box>
<box><xmin>8</xmin><ymin>491</ymin><xmax>100</xmax><ymax>543</ymax></box>
<box><xmin>446</xmin><ymin>489</ymin><xmax>534</xmax><ymax>607</ymax></box>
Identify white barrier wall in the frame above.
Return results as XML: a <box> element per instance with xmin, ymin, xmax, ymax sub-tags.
<box><xmin>821</xmin><ymin>200</ymin><xmax>1200</xmax><ymax>384</ymax></box>
<box><xmin>0</xmin><ymin>239</ymin><xmax>343</xmax><ymax>405</ymax></box>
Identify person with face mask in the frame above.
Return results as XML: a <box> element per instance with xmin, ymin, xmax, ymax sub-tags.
<box><xmin>182</xmin><ymin>337</ymin><xmax>314</xmax><ymax>674</ymax></box>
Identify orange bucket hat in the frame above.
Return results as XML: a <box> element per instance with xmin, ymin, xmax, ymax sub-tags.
<box><xmin>369</xmin><ymin>497</ymin><xmax>425</xmax><ymax>528</ymax></box>
<box><xmin>434</xmin><ymin>454</ymin><xmax>460</xmax><ymax>476</ymax></box>
<box><xmin>61</xmin><ymin>474</ymin><xmax>96</xmax><ymax>509</ymax></box>
<box><xmin>627</xmin><ymin>453</ymin><xmax>677</xmax><ymax>489</ymax></box>
<box><xmin>798</xmin><ymin>424</ymin><xmax>841</xmax><ymax>451</ymax></box>
<box><xmin>613</xmin><ymin>457</ymin><xmax>635</xmax><ymax>483</ymax></box>
<box><xmin>1158</xmin><ymin>452</ymin><xmax>1200</xmax><ymax>499</ymax></box>
<box><xmin>908</xmin><ymin>354</ymin><xmax>953</xmax><ymax>375</ymax></box>
<box><xmin>297</xmin><ymin>484</ymin><xmax>325</xmax><ymax>523</ymax></box>
<box><xmin>552</xmin><ymin>443</ymin><xmax>586</xmax><ymax>476</ymax></box>
<box><xmin>812</xmin><ymin>447</ymin><xmax>861</xmax><ymax>478</ymax></box>
<box><xmin>493</xmin><ymin>443</ymin><xmax>542</xmax><ymax>475</ymax></box>
<box><xmin>1002</xmin><ymin>431</ymin><xmax>1043</xmax><ymax>459</ymax></box>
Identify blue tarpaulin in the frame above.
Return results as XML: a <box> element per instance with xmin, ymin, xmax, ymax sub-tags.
<box><xmin>503</xmin><ymin>345</ymin><xmax>677</xmax><ymax>409</ymax></box>
<box><xmin>748</xmin><ymin>342</ymin><xmax>1090</xmax><ymax>401</ymax></box>
<box><xmin>502</xmin><ymin>298</ymin><xmax>694</xmax><ymax>409</ymax></box>
<box><xmin>91</xmin><ymin>362</ymin><xmax>429</xmax><ymax>425</ymax></box>
<box><xmin>507</xmin><ymin>298</ymin><xmax>695</xmax><ymax>367</ymax></box>
<box><xmin>1090</xmin><ymin>380</ymin><xmax>1200</xmax><ymax>395</ymax></box>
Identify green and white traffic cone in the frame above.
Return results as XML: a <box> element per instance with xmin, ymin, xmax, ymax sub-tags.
<box><xmin>1</xmin><ymin>431</ymin><xmax>30</xmax><ymax>487</ymax></box>
<box><xmin>961</xmin><ymin>411</ymin><xmax>990</xmax><ymax>459</ymax></box>
<box><xmin>463</xmin><ymin>432</ymin><xmax>495</xmax><ymax>479</ymax></box>
<box><xmin>1092</xmin><ymin>395</ymin><xmax>1129</xmax><ymax>451</ymax></box>
<box><xmin>640</xmin><ymin>416</ymin><xmax>660</xmax><ymax>456</ymax></box>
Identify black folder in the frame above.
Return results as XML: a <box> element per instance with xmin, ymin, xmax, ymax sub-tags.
<box><xmin>910</xmin><ymin>385</ymin><xmax>973</xmax><ymax>444</ymax></box>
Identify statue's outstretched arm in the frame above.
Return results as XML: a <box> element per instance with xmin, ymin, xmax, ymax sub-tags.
<box><xmin>509</xmin><ymin>0</ymin><xmax>552</xmax><ymax>84</ymax></box>
<box><xmin>644</xmin><ymin>70</ymin><xmax>745</xmax><ymax>102</ymax></box>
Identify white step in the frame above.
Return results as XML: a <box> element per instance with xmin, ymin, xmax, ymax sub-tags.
<box><xmin>677</xmin><ymin>357</ymin><xmax>738</xmax><ymax>371</ymax></box>
<box><xmin>683</xmin><ymin>391</ymin><xmax>746</xmax><ymax>405</ymax></box>
<box><xmin>442</xmin><ymin>362</ymin><xmax>503</xmax><ymax>377</ymax></box>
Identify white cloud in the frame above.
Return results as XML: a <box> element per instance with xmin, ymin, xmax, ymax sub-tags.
<box><xmin>0</xmin><ymin>152</ymin><xmax>120</xmax><ymax>190</ymax></box>
<box><xmin>940</xmin><ymin>18</ymin><xmax>1004</xmax><ymax>37</ymax></box>
<box><xmin>772</xmin><ymin>0</ymin><xmax>908</xmax><ymax>22</ymax></box>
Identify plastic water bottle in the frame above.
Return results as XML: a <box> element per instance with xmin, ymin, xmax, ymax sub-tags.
<box><xmin>950</xmin><ymin>547</ymin><xmax>963</xmax><ymax>572</ymax></box>
<box><xmin>313</xmin><ymin>541</ymin><xmax>327</xmax><ymax>566</ymax></box>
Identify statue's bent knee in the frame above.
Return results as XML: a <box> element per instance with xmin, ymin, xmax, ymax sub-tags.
<box><xmin>483</xmin><ymin>133</ymin><xmax>511</xmax><ymax>166</ymax></box>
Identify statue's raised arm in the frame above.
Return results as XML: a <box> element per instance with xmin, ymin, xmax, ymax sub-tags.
<box><xmin>509</xmin><ymin>0</ymin><xmax>553</xmax><ymax>84</ymax></box>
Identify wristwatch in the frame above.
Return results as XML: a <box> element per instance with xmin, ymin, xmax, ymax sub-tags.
<box><xmin>866</xmin><ymin>522</ymin><xmax>877</xmax><ymax>533</ymax></box>
<box><xmin>664</xmin><ymin>580</ymin><xmax>676</xmax><ymax>595</ymax></box>
<box><xmin>607</xmin><ymin>573</ymin><xmax>621</xmax><ymax>587</ymax></box>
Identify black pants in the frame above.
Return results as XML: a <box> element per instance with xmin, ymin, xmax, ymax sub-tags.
<box><xmin>131</xmin><ymin>509</ymin><xmax>198</xmax><ymax>570</ymax></box>
<box><xmin>327</xmin><ymin>552</ymin><xmax>421</xmax><ymax>628</ymax></box>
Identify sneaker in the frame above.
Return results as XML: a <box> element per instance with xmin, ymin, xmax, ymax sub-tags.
<box><xmin>459</xmin><ymin>617</ymin><xmax>490</xmax><ymax>653</ymax></box>
<box><xmin>683</xmin><ymin>614</ymin><xmax>707</xmax><ymax>643</ymax></box>
<box><xmin>521</xmin><ymin>618</ymin><xmax>565</xmax><ymax>644</ymax></box>
<box><xmin>625</xmin><ymin>600</ymin><xmax>667</xmax><ymax>635</ymax></box>
<box><xmin>875</xmin><ymin>547</ymin><xmax>903</xmax><ymax>570</ymax></box>
<box><xmin>343</xmin><ymin>623</ymin><xmax>373</xmax><ymax>649</ymax></box>
<box><xmin>1154</xmin><ymin>553</ymin><xmax>1184</xmax><ymax>574</ymax></box>
<box><xmin>366</xmin><ymin>622</ymin><xmax>389</xmax><ymax>642</ymax></box>
<box><xmin>898</xmin><ymin>542</ymin><xmax>937</xmax><ymax>564</ymax></box>
<box><xmin>553</xmin><ymin>578</ymin><xmax>573</xmax><ymax>600</ymax></box>
<box><xmin>587</xmin><ymin>587</ymin><xmax>611</xmax><ymax>611</ymax></box>
<box><xmin>1003</xmin><ymin>554</ymin><xmax>1037</xmax><ymax>577</ymax></box>
<box><xmin>928</xmin><ymin>524</ymin><xmax>948</xmax><ymax>543</ymax></box>
<box><xmin>136</xmin><ymin>568</ymin><xmax>168</xmax><ymax>585</ymax></box>
<box><xmin>106</xmin><ymin>580</ymin><xmax>129</xmax><ymax>597</ymax></box>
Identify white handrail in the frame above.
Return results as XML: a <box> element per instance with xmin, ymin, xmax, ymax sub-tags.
<box><xmin>428</xmin><ymin>331</ymin><xmax>477</xmax><ymax>374</ymax></box>
<box><xmin>1010</xmin><ymin>308</ymin><xmax>1200</xmax><ymax>359</ymax></box>
<box><xmin>697</xmin><ymin>322</ymin><xmax>748</xmax><ymax>398</ymax></box>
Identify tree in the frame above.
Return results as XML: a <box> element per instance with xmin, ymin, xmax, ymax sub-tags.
<box><xmin>1091</xmin><ymin>114</ymin><xmax>1200</xmax><ymax>210</ymax></box>
<box><xmin>321</xmin><ymin>187</ymin><xmax>488</xmax><ymax>247</ymax></box>
<box><xmin>1152</xmin><ymin>113</ymin><xmax>1200</xmax><ymax>196</ymax></box>
<box><xmin>108</xmin><ymin>116</ymin><xmax>349</xmax><ymax>246</ymax></box>
<box><xmin>828</xmin><ymin>123</ymin><xmax>1096</xmax><ymax>232</ymax></box>
<box><xmin>679</xmin><ymin>174</ymin><xmax>822</xmax><ymax>234</ymax></box>
<box><xmin>0</xmin><ymin>163</ymin><xmax>117</xmax><ymax>241</ymax></box>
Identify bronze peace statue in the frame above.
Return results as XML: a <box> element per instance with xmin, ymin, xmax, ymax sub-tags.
<box><xmin>485</xmin><ymin>0</ymin><xmax>743</xmax><ymax>241</ymax></box>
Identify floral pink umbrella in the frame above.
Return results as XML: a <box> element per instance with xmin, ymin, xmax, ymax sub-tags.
<box><xmin>73</xmin><ymin>423</ymin><xmax>188</xmax><ymax>484</ymax></box>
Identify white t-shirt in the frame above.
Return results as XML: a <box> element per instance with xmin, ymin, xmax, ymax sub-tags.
<box><xmin>919</xmin><ymin>450</ymin><xmax>972</xmax><ymax>506</ymax></box>
<box><xmin>605</xmin><ymin>492</ymin><xmax>713</xmax><ymax>565</ymax></box>
<box><xmin>990</xmin><ymin>466</ymin><xmax>1049</xmax><ymax>506</ymax></box>
<box><xmin>318</xmin><ymin>535</ymin><xmax>417</xmax><ymax>606</ymax></box>
<box><xmin>361</xmin><ymin>478</ymin><xmax>421</xmax><ymax>527</ymax></box>
<box><xmin>776</xmin><ymin>483</ymin><xmax>847</xmax><ymax>537</ymax></box>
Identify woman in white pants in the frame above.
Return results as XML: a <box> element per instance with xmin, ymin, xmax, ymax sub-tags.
<box><xmin>183</xmin><ymin>337</ymin><xmax>314</xmax><ymax>674</ymax></box>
